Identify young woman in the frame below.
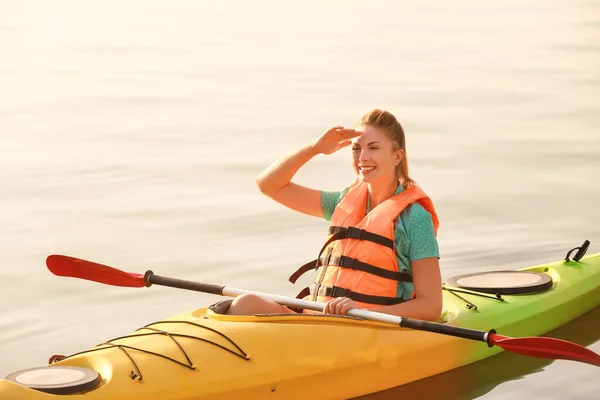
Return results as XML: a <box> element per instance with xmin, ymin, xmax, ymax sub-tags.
<box><xmin>227</xmin><ymin>109</ymin><xmax>442</xmax><ymax>321</ymax></box>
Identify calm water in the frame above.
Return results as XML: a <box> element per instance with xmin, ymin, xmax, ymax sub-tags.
<box><xmin>1</xmin><ymin>1</ymin><xmax>599</xmax><ymax>398</ymax></box>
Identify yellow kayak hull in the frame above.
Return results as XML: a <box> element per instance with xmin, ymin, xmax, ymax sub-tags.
<box><xmin>1</xmin><ymin>254</ymin><xmax>599</xmax><ymax>399</ymax></box>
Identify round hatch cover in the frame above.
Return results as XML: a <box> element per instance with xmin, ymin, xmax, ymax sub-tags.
<box><xmin>4</xmin><ymin>366</ymin><xmax>100</xmax><ymax>395</ymax></box>
<box><xmin>446</xmin><ymin>270</ymin><xmax>553</xmax><ymax>295</ymax></box>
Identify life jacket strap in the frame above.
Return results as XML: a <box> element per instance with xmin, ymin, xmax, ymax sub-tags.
<box><xmin>311</xmin><ymin>284</ymin><xmax>407</xmax><ymax>306</ymax></box>
<box><xmin>295</xmin><ymin>286</ymin><xmax>311</xmax><ymax>299</ymax></box>
<box><xmin>327</xmin><ymin>255</ymin><xmax>413</xmax><ymax>282</ymax></box>
<box><xmin>289</xmin><ymin>258</ymin><xmax>322</xmax><ymax>283</ymax></box>
<box><xmin>289</xmin><ymin>255</ymin><xmax>413</xmax><ymax>284</ymax></box>
<box><xmin>288</xmin><ymin>225</ymin><xmax>396</xmax><ymax>284</ymax></box>
<box><xmin>328</xmin><ymin>226</ymin><xmax>394</xmax><ymax>249</ymax></box>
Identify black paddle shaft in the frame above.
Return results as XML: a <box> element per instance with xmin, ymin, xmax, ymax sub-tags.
<box><xmin>144</xmin><ymin>271</ymin><xmax>225</xmax><ymax>295</ymax></box>
<box><xmin>399</xmin><ymin>318</ymin><xmax>495</xmax><ymax>346</ymax></box>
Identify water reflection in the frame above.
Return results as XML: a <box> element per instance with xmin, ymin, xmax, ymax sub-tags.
<box><xmin>355</xmin><ymin>307</ymin><xmax>600</xmax><ymax>399</ymax></box>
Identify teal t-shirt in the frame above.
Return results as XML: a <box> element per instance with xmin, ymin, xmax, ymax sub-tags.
<box><xmin>320</xmin><ymin>184</ymin><xmax>439</xmax><ymax>300</ymax></box>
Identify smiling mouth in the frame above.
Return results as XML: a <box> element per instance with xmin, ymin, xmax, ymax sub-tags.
<box><xmin>359</xmin><ymin>166</ymin><xmax>376</xmax><ymax>172</ymax></box>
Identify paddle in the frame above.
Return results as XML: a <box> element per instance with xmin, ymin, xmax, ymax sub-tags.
<box><xmin>46</xmin><ymin>254</ymin><xmax>600</xmax><ymax>367</ymax></box>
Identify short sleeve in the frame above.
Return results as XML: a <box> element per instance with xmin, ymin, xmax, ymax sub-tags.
<box><xmin>404</xmin><ymin>204</ymin><xmax>440</xmax><ymax>261</ymax></box>
<box><xmin>320</xmin><ymin>190</ymin><xmax>344</xmax><ymax>221</ymax></box>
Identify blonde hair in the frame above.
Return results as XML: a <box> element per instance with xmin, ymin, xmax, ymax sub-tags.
<box><xmin>356</xmin><ymin>109</ymin><xmax>414</xmax><ymax>188</ymax></box>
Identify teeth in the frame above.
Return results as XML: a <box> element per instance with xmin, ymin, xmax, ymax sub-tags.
<box><xmin>360</xmin><ymin>166</ymin><xmax>375</xmax><ymax>171</ymax></box>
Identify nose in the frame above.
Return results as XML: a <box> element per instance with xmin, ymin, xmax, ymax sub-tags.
<box><xmin>359</xmin><ymin>148</ymin><xmax>370</xmax><ymax>161</ymax></box>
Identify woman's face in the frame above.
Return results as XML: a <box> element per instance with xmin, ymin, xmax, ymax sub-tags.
<box><xmin>351</xmin><ymin>125</ymin><xmax>403</xmax><ymax>183</ymax></box>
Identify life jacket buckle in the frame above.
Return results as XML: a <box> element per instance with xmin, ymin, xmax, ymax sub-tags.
<box><xmin>338</xmin><ymin>255</ymin><xmax>359</xmax><ymax>270</ymax></box>
<box><xmin>346</xmin><ymin>227</ymin><xmax>364</xmax><ymax>239</ymax></box>
<box><xmin>330</xmin><ymin>286</ymin><xmax>351</xmax><ymax>298</ymax></box>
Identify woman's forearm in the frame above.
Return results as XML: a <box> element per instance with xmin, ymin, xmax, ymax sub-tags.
<box><xmin>370</xmin><ymin>297</ymin><xmax>443</xmax><ymax>322</ymax></box>
<box><xmin>256</xmin><ymin>141</ymin><xmax>319</xmax><ymax>195</ymax></box>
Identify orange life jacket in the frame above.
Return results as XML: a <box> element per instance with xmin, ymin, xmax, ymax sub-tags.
<box><xmin>289</xmin><ymin>180</ymin><xmax>439</xmax><ymax>309</ymax></box>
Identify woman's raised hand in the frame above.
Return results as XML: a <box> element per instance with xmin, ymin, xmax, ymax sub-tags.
<box><xmin>312</xmin><ymin>126</ymin><xmax>362</xmax><ymax>155</ymax></box>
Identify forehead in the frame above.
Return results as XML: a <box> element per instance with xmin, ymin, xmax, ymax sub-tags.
<box><xmin>352</xmin><ymin>125</ymin><xmax>389</xmax><ymax>145</ymax></box>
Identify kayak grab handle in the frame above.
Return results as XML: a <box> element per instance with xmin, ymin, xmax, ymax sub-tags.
<box><xmin>398</xmin><ymin>318</ymin><xmax>496</xmax><ymax>346</ymax></box>
<box><xmin>565</xmin><ymin>240</ymin><xmax>590</xmax><ymax>262</ymax></box>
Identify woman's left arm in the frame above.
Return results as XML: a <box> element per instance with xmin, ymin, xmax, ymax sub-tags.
<box><xmin>369</xmin><ymin>257</ymin><xmax>443</xmax><ymax>320</ymax></box>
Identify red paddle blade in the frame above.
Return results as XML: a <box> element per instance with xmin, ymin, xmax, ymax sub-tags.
<box><xmin>490</xmin><ymin>334</ymin><xmax>600</xmax><ymax>367</ymax></box>
<box><xmin>46</xmin><ymin>255</ymin><xmax>145</xmax><ymax>288</ymax></box>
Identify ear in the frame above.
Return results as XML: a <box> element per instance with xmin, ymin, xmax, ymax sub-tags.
<box><xmin>394</xmin><ymin>149</ymin><xmax>404</xmax><ymax>166</ymax></box>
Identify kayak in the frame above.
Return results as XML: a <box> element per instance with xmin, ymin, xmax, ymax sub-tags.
<box><xmin>1</xmin><ymin>248</ymin><xmax>599</xmax><ymax>399</ymax></box>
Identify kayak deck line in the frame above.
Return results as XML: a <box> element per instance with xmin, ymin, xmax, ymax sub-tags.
<box><xmin>442</xmin><ymin>286</ymin><xmax>504</xmax><ymax>301</ymax></box>
<box><xmin>50</xmin><ymin>320</ymin><xmax>250</xmax><ymax>381</ymax></box>
<box><xmin>444</xmin><ymin>288</ymin><xmax>479</xmax><ymax>310</ymax></box>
